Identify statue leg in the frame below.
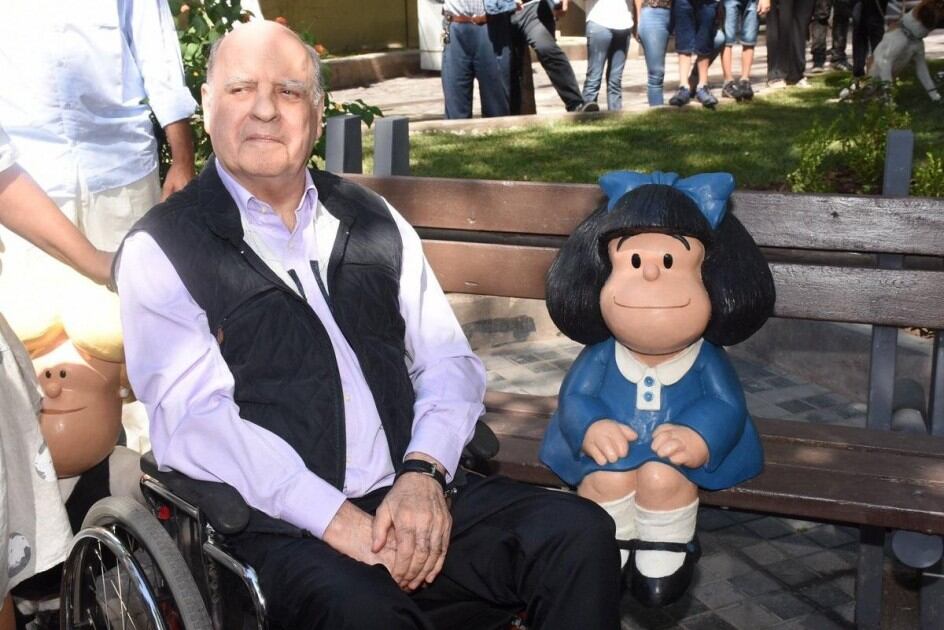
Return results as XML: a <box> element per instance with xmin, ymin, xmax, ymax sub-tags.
<box><xmin>578</xmin><ymin>470</ymin><xmax>638</xmax><ymax>567</ymax></box>
<box><xmin>631</xmin><ymin>461</ymin><xmax>700</xmax><ymax>606</ymax></box>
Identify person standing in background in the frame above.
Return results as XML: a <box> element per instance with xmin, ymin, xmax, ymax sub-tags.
<box><xmin>582</xmin><ymin>0</ymin><xmax>635</xmax><ymax>110</ymax></box>
<box><xmin>765</xmin><ymin>0</ymin><xmax>818</xmax><ymax>87</ymax></box>
<box><xmin>851</xmin><ymin>0</ymin><xmax>889</xmax><ymax>79</ymax></box>
<box><xmin>810</xmin><ymin>0</ymin><xmax>853</xmax><ymax>72</ymax></box>
<box><xmin>0</xmin><ymin>0</ymin><xmax>197</xmax><ymax>261</ymax></box>
<box><xmin>669</xmin><ymin>0</ymin><xmax>722</xmax><ymax>107</ymax></box>
<box><xmin>720</xmin><ymin>0</ymin><xmax>767</xmax><ymax>100</ymax></box>
<box><xmin>441</xmin><ymin>0</ymin><xmax>518</xmax><ymax>118</ymax></box>
<box><xmin>512</xmin><ymin>0</ymin><xmax>599</xmax><ymax>112</ymax></box>
<box><xmin>635</xmin><ymin>0</ymin><xmax>675</xmax><ymax>106</ymax></box>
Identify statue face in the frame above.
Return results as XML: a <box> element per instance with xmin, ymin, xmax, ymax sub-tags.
<box><xmin>600</xmin><ymin>232</ymin><xmax>712</xmax><ymax>361</ymax></box>
<box><xmin>33</xmin><ymin>339</ymin><xmax>123</xmax><ymax>478</ymax></box>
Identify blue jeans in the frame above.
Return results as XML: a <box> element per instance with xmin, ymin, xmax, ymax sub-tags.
<box><xmin>723</xmin><ymin>0</ymin><xmax>759</xmax><ymax>46</ymax></box>
<box><xmin>638</xmin><ymin>6</ymin><xmax>672</xmax><ymax>106</ymax></box>
<box><xmin>674</xmin><ymin>0</ymin><xmax>721</xmax><ymax>56</ymax></box>
<box><xmin>441</xmin><ymin>16</ymin><xmax>513</xmax><ymax>119</ymax></box>
<box><xmin>582</xmin><ymin>21</ymin><xmax>631</xmax><ymax>110</ymax></box>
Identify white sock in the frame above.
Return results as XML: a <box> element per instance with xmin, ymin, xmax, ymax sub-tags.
<box><xmin>599</xmin><ymin>492</ymin><xmax>637</xmax><ymax>568</ymax></box>
<box><xmin>634</xmin><ymin>499</ymin><xmax>699</xmax><ymax>578</ymax></box>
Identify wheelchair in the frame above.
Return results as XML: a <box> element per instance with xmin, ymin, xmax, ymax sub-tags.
<box><xmin>59</xmin><ymin>423</ymin><xmax>500</xmax><ymax>630</ymax></box>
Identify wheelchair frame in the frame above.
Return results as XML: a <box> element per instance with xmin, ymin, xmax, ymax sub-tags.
<box><xmin>60</xmin><ymin>472</ymin><xmax>269</xmax><ymax>630</ymax></box>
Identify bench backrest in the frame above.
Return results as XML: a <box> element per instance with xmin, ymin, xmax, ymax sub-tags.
<box><xmin>350</xmin><ymin>174</ymin><xmax>944</xmax><ymax>330</ymax></box>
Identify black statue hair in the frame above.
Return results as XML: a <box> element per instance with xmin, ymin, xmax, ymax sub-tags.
<box><xmin>545</xmin><ymin>184</ymin><xmax>775</xmax><ymax>347</ymax></box>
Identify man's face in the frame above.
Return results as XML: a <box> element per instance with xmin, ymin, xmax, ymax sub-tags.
<box><xmin>202</xmin><ymin>24</ymin><xmax>322</xmax><ymax>187</ymax></box>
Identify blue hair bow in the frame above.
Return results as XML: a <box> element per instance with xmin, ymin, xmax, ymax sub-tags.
<box><xmin>598</xmin><ymin>171</ymin><xmax>735</xmax><ymax>230</ymax></box>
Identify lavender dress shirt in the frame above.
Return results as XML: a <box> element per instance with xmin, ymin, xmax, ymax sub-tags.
<box><xmin>117</xmin><ymin>162</ymin><xmax>486</xmax><ymax>538</ymax></box>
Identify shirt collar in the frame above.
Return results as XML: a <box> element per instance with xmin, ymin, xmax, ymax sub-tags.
<box><xmin>614</xmin><ymin>338</ymin><xmax>703</xmax><ymax>385</ymax></box>
<box><xmin>214</xmin><ymin>159</ymin><xmax>318</xmax><ymax>234</ymax></box>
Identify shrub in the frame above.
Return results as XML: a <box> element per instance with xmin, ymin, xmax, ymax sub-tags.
<box><xmin>913</xmin><ymin>153</ymin><xmax>944</xmax><ymax>197</ymax></box>
<box><xmin>787</xmin><ymin>102</ymin><xmax>911</xmax><ymax>195</ymax></box>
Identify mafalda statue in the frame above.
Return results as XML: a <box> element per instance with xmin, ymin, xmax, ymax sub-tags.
<box><xmin>540</xmin><ymin>171</ymin><xmax>775</xmax><ymax>606</ymax></box>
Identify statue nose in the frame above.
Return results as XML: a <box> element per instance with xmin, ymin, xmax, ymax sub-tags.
<box><xmin>643</xmin><ymin>262</ymin><xmax>661</xmax><ymax>281</ymax></box>
<box><xmin>42</xmin><ymin>378</ymin><xmax>63</xmax><ymax>398</ymax></box>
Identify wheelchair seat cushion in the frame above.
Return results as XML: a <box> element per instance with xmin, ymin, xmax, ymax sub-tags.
<box><xmin>141</xmin><ymin>452</ymin><xmax>251</xmax><ymax>535</ymax></box>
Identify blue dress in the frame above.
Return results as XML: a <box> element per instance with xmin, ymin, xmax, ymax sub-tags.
<box><xmin>539</xmin><ymin>338</ymin><xmax>763</xmax><ymax>490</ymax></box>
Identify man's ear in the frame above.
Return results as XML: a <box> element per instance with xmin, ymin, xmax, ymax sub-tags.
<box><xmin>201</xmin><ymin>84</ymin><xmax>212</xmax><ymax>133</ymax></box>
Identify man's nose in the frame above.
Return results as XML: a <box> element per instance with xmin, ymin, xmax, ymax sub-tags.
<box><xmin>251</xmin><ymin>90</ymin><xmax>278</xmax><ymax>120</ymax></box>
<box><xmin>642</xmin><ymin>260</ymin><xmax>661</xmax><ymax>281</ymax></box>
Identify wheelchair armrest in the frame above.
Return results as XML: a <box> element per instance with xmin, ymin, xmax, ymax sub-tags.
<box><xmin>141</xmin><ymin>451</ymin><xmax>251</xmax><ymax>536</ymax></box>
<box><xmin>460</xmin><ymin>420</ymin><xmax>500</xmax><ymax>471</ymax></box>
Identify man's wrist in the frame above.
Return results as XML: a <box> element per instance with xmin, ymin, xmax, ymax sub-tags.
<box><xmin>397</xmin><ymin>459</ymin><xmax>447</xmax><ymax>492</ymax></box>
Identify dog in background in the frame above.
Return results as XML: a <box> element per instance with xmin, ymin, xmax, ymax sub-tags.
<box><xmin>868</xmin><ymin>0</ymin><xmax>944</xmax><ymax>102</ymax></box>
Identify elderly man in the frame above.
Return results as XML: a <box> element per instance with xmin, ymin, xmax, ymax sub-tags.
<box><xmin>117</xmin><ymin>20</ymin><xmax>619</xmax><ymax>630</ymax></box>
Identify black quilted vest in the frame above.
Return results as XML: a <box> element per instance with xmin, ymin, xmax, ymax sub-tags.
<box><xmin>120</xmin><ymin>160</ymin><xmax>415</xmax><ymax>493</ymax></box>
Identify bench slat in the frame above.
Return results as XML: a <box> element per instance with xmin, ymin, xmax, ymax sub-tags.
<box><xmin>482</xmin><ymin>414</ymin><xmax>944</xmax><ymax>534</ymax></box>
<box><xmin>425</xmin><ymin>241</ymin><xmax>944</xmax><ymax>328</ymax></box>
<box><xmin>352</xmin><ymin>175</ymin><xmax>944</xmax><ymax>256</ymax></box>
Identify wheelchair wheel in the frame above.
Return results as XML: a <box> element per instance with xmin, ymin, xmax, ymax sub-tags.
<box><xmin>61</xmin><ymin>496</ymin><xmax>212</xmax><ymax>630</ymax></box>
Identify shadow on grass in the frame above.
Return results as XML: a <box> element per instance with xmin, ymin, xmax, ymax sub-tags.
<box><xmin>409</xmin><ymin>60</ymin><xmax>944</xmax><ymax>191</ymax></box>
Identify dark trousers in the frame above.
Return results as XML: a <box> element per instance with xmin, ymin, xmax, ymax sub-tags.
<box><xmin>851</xmin><ymin>0</ymin><xmax>888</xmax><ymax>77</ymax></box>
<box><xmin>511</xmin><ymin>0</ymin><xmax>584</xmax><ymax>111</ymax></box>
<box><xmin>228</xmin><ymin>475</ymin><xmax>621</xmax><ymax>630</ymax></box>
<box><xmin>766</xmin><ymin>0</ymin><xmax>817</xmax><ymax>83</ymax></box>
<box><xmin>811</xmin><ymin>0</ymin><xmax>852</xmax><ymax>65</ymax></box>
<box><xmin>442</xmin><ymin>15</ymin><xmax>513</xmax><ymax>119</ymax></box>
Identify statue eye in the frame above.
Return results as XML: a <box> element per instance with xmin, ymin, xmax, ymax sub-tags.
<box><xmin>45</xmin><ymin>370</ymin><xmax>52</xmax><ymax>379</ymax></box>
<box><xmin>663</xmin><ymin>254</ymin><xmax>674</xmax><ymax>269</ymax></box>
<box><xmin>631</xmin><ymin>253</ymin><xmax>641</xmax><ymax>268</ymax></box>
<box><xmin>59</xmin><ymin>369</ymin><xmax>67</xmax><ymax>378</ymax></box>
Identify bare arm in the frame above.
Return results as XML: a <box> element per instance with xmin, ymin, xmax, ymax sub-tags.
<box><xmin>0</xmin><ymin>165</ymin><xmax>112</xmax><ymax>285</ymax></box>
<box><xmin>160</xmin><ymin>119</ymin><xmax>195</xmax><ymax>201</ymax></box>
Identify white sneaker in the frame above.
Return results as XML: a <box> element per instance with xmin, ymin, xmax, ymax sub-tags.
<box><xmin>766</xmin><ymin>79</ymin><xmax>787</xmax><ymax>89</ymax></box>
<box><xmin>793</xmin><ymin>78</ymin><xmax>813</xmax><ymax>88</ymax></box>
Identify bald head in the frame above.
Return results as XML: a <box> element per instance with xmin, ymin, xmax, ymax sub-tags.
<box><xmin>206</xmin><ymin>20</ymin><xmax>324</xmax><ymax>106</ymax></box>
<box><xmin>200</xmin><ymin>19</ymin><xmax>324</xmax><ymax>203</ymax></box>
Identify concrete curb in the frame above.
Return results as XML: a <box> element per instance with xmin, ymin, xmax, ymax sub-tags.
<box><xmin>324</xmin><ymin>50</ymin><xmax>423</xmax><ymax>91</ymax></box>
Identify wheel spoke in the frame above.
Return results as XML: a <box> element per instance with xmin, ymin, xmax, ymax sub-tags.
<box><xmin>94</xmin><ymin>542</ymin><xmax>114</xmax><ymax>630</ymax></box>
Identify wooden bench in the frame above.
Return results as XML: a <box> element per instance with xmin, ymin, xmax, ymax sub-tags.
<box><xmin>340</xmin><ymin>130</ymin><xmax>944</xmax><ymax>628</ymax></box>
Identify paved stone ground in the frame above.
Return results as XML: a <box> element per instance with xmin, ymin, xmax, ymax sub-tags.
<box><xmin>477</xmin><ymin>336</ymin><xmax>923</xmax><ymax>629</ymax></box>
<box><xmin>332</xmin><ymin>32</ymin><xmax>944</xmax><ymax>122</ymax></box>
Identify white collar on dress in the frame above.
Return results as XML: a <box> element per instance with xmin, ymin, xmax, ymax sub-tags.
<box><xmin>614</xmin><ymin>338</ymin><xmax>703</xmax><ymax>386</ymax></box>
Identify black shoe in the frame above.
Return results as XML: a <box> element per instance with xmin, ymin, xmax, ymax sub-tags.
<box><xmin>669</xmin><ymin>87</ymin><xmax>691</xmax><ymax>107</ymax></box>
<box><xmin>574</xmin><ymin>101</ymin><xmax>600</xmax><ymax>113</ymax></box>
<box><xmin>628</xmin><ymin>538</ymin><xmax>701</xmax><ymax>607</ymax></box>
<box><xmin>831</xmin><ymin>59</ymin><xmax>853</xmax><ymax>73</ymax></box>
<box><xmin>721</xmin><ymin>80</ymin><xmax>741</xmax><ymax>100</ymax></box>
<box><xmin>738</xmin><ymin>78</ymin><xmax>754</xmax><ymax>101</ymax></box>
<box><xmin>694</xmin><ymin>85</ymin><xmax>718</xmax><ymax>109</ymax></box>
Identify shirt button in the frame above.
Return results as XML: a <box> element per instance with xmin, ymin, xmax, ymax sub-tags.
<box><xmin>644</xmin><ymin>376</ymin><xmax>655</xmax><ymax>386</ymax></box>
<box><xmin>643</xmin><ymin>392</ymin><xmax>654</xmax><ymax>402</ymax></box>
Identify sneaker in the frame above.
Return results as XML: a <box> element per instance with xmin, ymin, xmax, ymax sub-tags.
<box><xmin>721</xmin><ymin>80</ymin><xmax>742</xmax><ymax>100</ymax></box>
<box><xmin>792</xmin><ymin>77</ymin><xmax>813</xmax><ymax>88</ymax></box>
<box><xmin>574</xmin><ymin>101</ymin><xmax>600</xmax><ymax>113</ymax></box>
<box><xmin>669</xmin><ymin>87</ymin><xmax>691</xmax><ymax>107</ymax></box>
<box><xmin>694</xmin><ymin>85</ymin><xmax>718</xmax><ymax>109</ymax></box>
<box><xmin>738</xmin><ymin>78</ymin><xmax>754</xmax><ymax>101</ymax></box>
<box><xmin>766</xmin><ymin>79</ymin><xmax>787</xmax><ymax>89</ymax></box>
<box><xmin>809</xmin><ymin>64</ymin><xmax>826</xmax><ymax>75</ymax></box>
<box><xmin>830</xmin><ymin>59</ymin><xmax>853</xmax><ymax>72</ymax></box>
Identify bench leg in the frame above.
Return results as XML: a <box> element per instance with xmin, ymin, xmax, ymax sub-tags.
<box><xmin>856</xmin><ymin>526</ymin><xmax>885</xmax><ymax>629</ymax></box>
<box><xmin>921</xmin><ymin>560</ymin><xmax>944</xmax><ymax>630</ymax></box>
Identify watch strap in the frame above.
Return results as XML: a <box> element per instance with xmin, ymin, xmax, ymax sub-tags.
<box><xmin>397</xmin><ymin>459</ymin><xmax>447</xmax><ymax>492</ymax></box>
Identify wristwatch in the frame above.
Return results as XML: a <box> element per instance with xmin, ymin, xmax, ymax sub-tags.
<box><xmin>397</xmin><ymin>459</ymin><xmax>447</xmax><ymax>492</ymax></box>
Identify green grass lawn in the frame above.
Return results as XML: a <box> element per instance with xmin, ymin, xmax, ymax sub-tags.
<box><xmin>402</xmin><ymin>60</ymin><xmax>944</xmax><ymax>191</ymax></box>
